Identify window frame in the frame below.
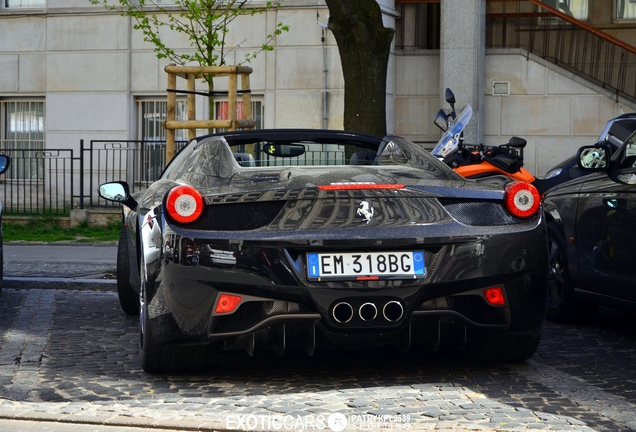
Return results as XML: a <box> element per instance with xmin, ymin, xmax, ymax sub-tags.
<box><xmin>2</xmin><ymin>0</ymin><xmax>46</xmax><ymax>10</ymax></box>
<box><xmin>0</xmin><ymin>97</ymin><xmax>46</xmax><ymax>180</ymax></box>
<box><xmin>136</xmin><ymin>96</ymin><xmax>188</xmax><ymax>143</ymax></box>
<box><xmin>213</xmin><ymin>98</ymin><xmax>264</xmax><ymax>133</ymax></box>
<box><xmin>134</xmin><ymin>96</ymin><xmax>188</xmax><ymax>184</ymax></box>
<box><xmin>615</xmin><ymin>0</ymin><xmax>636</xmax><ymax>22</ymax></box>
<box><xmin>539</xmin><ymin>0</ymin><xmax>589</xmax><ymax>22</ymax></box>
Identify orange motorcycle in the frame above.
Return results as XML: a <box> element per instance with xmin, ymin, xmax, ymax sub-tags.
<box><xmin>432</xmin><ymin>88</ymin><xmax>542</xmax><ymax>189</ymax></box>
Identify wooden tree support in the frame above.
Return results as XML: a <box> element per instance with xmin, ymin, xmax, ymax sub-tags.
<box><xmin>163</xmin><ymin>64</ymin><xmax>256</xmax><ymax>162</ymax></box>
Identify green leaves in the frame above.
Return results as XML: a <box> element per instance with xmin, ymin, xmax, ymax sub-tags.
<box><xmin>91</xmin><ymin>0</ymin><xmax>289</xmax><ymax>68</ymax></box>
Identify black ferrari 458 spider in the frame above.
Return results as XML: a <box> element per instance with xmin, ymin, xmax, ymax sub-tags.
<box><xmin>99</xmin><ymin>128</ymin><xmax>548</xmax><ymax>373</ymax></box>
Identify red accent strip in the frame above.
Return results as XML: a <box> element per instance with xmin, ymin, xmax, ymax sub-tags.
<box><xmin>318</xmin><ymin>184</ymin><xmax>405</xmax><ymax>191</ymax></box>
<box><xmin>357</xmin><ymin>276</ymin><xmax>380</xmax><ymax>281</ymax></box>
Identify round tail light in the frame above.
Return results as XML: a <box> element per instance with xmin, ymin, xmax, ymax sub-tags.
<box><xmin>166</xmin><ymin>185</ymin><xmax>204</xmax><ymax>223</ymax></box>
<box><xmin>504</xmin><ymin>181</ymin><xmax>540</xmax><ymax>218</ymax></box>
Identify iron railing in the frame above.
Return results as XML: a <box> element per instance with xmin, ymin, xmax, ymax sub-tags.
<box><xmin>0</xmin><ymin>140</ymin><xmax>189</xmax><ymax>214</ymax></box>
<box><xmin>486</xmin><ymin>0</ymin><xmax>636</xmax><ymax>103</ymax></box>
<box><xmin>0</xmin><ymin>148</ymin><xmax>77</xmax><ymax>215</ymax></box>
<box><xmin>81</xmin><ymin>140</ymin><xmax>188</xmax><ymax>209</ymax></box>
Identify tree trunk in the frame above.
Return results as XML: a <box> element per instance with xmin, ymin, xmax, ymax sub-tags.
<box><xmin>325</xmin><ymin>0</ymin><xmax>394</xmax><ymax>138</ymax></box>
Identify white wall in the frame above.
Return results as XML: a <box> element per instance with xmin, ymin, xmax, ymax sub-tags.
<box><xmin>2</xmin><ymin>1</ymin><xmax>633</xmax><ymax>179</ymax></box>
<box><xmin>393</xmin><ymin>49</ymin><xmax>636</xmax><ymax>177</ymax></box>
<box><xmin>0</xmin><ymin>3</ymin><xmax>346</xmax><ymax>148</ymax></box>
<box><xmin>485</xmin><ymin>51</ymin><xmax>635</xmax><ymax>177</ymax></box>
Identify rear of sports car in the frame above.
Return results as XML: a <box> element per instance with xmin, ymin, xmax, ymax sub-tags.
<box><xmin>138</xmin><ymin>136</ymin><xmax>549</xmax><ymax>372</ymax></box>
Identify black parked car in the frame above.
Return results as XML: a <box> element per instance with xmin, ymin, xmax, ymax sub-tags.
<box><xmin>0</xmin><ymin>155</ymin><xmax>11</xmax><ymax>294</ymax></box>
<box><xmin>544</xmin><ymin>135</ymin><xmax>636</xmax><ymax>322</ymax></box>
<box><xmin>538</xmin><ymin>113</ymin><xmax>636</xmax><ymax>194</ymax></box>
<box><xmin>99</xmin><ymin>129</ymin><xmax>548</xmax><ymax>374</ymax></box>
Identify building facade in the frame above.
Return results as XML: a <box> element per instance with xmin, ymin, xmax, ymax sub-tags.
<box><xmin>2</xmin><ymin>0</ymin><xmax>636</xmax><ymax>206</ymax></box>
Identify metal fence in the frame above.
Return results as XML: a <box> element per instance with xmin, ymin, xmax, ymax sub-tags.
<box><xmin>0</xmin><ymin>140</ymin><xmax>187</xmax><ymax>215</ymax></box>
<box><xmin>81</xmin><ymin>139</ymin><xmax>188</xmax><ymax>209</ymax></box>
<box><xmin>0</xmin><ymin>148</ymin><xmax>77</xmax><ymax>215</ymax></box>
<box><xmin>1</xmin><ymin>138</ymin><xmax>439</xmax><ymax>215</ymax></box>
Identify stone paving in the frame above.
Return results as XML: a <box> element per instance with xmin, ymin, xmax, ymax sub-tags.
<box><xmin>1</xmin><ymin>286</ymin><xmax>636</xmax><ymax>431</ymax></box>
<box><xmin>3</xmin><ymin>243</ymin><xmax>117</xmax><ymax>291</ymax></box>
<box><xmin>2</xmin><ymin>244</ymin><xmax>636</xmax><ymax>431</ymax></box>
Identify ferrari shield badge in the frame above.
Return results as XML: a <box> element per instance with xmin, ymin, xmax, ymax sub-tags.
<box><xmin>357</xmin><ymin>201</ymin><xmax>374</xmax><ymax>224</ymax></box>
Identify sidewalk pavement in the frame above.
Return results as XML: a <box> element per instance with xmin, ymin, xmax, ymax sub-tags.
<box><xmin>0</xmin><ymin>418</ymin><xmax>184</xmax><ymax>432</ymax></box>
<box><xmin>3</xmin><ymin>242</ymin><xmax>118</xmax><ymax>291</ymax></box>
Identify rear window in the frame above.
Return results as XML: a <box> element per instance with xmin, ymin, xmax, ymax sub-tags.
<box><xmin>163</xmin><ymin>132</ymin><xmax>458</xmax><ymax>183</ymax></box>
<box><xmin>229</xmin><ymin>140</ymin><xmax>377</xmax><ymax>167</ymax></box>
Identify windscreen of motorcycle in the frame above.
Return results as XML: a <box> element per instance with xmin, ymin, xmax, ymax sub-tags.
<box><xmin>431</xmin><ymin>104</ymin><xmax>473</xmax><ymax>158</ymax></box>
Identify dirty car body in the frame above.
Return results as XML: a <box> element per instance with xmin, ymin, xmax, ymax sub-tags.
<box><xmin>543</xmin><ymin>134</ymin><xmax>636</xmax><ymax>322</ymax></box>
<box><xmin>100</xmin><ymin>129</ymin><xmax>548</xmax><ymax>373</ymax></box>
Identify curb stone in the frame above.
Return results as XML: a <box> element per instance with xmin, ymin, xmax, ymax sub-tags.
<box><xmin>0</xmin><ymin>408</ymin><xmax>228</xmax><ymax>431</ymax></box>
<box><xmin>5</xmin><ymin>241</ymin><xmax>118</xmax><ymax>247</ymax></box>
<box><xmin>2</xmin><ymin>277</ymin><xmax>116</xmax><ymax>291</ymax></box>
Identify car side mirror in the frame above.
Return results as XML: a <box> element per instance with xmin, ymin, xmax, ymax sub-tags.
<box><xmin>578</xmin><ymin>145</ymin><xmax>610</xmax><ymax>171</ymax></box>
<box><xmin>0</xmin><ymin>155</ymin><xmax>10</xmax><ymax>175</ymax></box>
<box><xmin>578</xmin><ymin>143</ymin><xmax>636</xmax><ymax>185</ymax></box>
<box><xmin>99</xmin><ymin>181</ymin><xmax>138</xmax><ymax>209</ymax></box>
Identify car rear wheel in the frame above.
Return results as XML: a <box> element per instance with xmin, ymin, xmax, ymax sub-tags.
<box><xmin>546</xmin><ymin>222</ymin><xmax>598</xmax><ymax>322</ymax></box>
<box><xmin>138</xmin><ymin>254</ymin><xmax>207</xmax><ymax>374</ymax></box>
<box><xmin>139</xmin><ymin>257</ymin><xmax>162</xmax><ymax>374</ymax></box>
<box><xmin>117</xmin><ymin>228</ymin><xmax>138</xmax><ymax>316</ymax></box>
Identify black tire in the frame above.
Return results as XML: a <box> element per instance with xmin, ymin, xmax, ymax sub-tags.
<box><xmin>546</xmin><ymin>222</ymin><xmax>598</xmax><ymax>322</ymax></box>
<box><xmin>466</xmin><ymin>333</ymin><xmax>541</xmax><ymax>363</ymax></box>
<box><xmin>139</xmin><ymin>273</ymin><xmax>163</xmax><ymax>374</ymax></box>
<box><xmin>117</xmin><ymin>228</ymin><xmax>138</xmax><ymax>316</ymax></box>
<box><xmin>138</xmin><ymin>255</ymin><xmax>207</xmax><ymax>374</ymax></box>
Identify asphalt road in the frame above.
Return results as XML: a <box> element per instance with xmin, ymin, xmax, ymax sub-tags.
<box><xmin>4</xmin><ymin>244</ymin><xmax>117</xmax><ymax>265</ymax></box>
<box><xmin>3</xmin><ymin>243</ymin><xmax>117</xmax><ymax>290</ymax></box>
<box><xmin>1</xmin><ymin>245</ymin><xmax>636</xmax><ymax>431</ymax></box>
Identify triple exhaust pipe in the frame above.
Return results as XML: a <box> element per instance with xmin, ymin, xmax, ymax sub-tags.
<box><xmin>332</xmin><ymin>301</ymin><xmax>404</xmax><ymax>324</ymax></box>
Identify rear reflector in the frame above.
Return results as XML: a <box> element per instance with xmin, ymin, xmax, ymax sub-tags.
<box><xmin>318</xmin><ymin>183</ymin><xmax>405</xmax><ymax>191</ymax></box>
<box><xmin>215</xmin><ymin>294</ymin><xmax>242</xmax><ymax>314</ymax></box>
<box><xmin>483</xmin><ymin>286</ymin><xmax>506</xmax><ymax>306</ymax></box>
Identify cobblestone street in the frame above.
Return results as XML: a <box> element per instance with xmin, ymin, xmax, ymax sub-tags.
<box><xmin>1</xmin><ymin>286</ymin><xmax>636</xmax><ymax>431</ymax></box>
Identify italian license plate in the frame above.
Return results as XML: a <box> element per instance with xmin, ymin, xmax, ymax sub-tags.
<box><xmin>307</xmin><ymin>251</ymin><xmax>426</xmax><ymax>280</ymax></box>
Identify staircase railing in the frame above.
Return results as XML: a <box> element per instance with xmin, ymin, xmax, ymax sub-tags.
<box><xmin>486</xmin><ymin>0</ymin><xmax>636</xmax><ymax>103</ymax></box>
<box><xmin>396</xmin><ymin>0</ymin><xmax>636</xmax><ymax>102</ymax></box>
